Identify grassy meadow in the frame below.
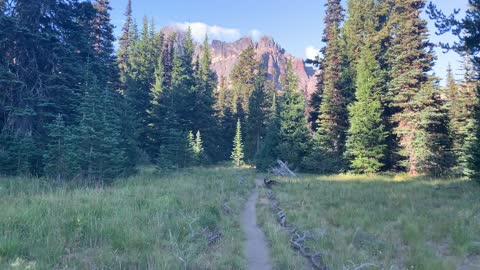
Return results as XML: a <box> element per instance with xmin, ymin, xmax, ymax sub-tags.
<box><xmin>2</xmin><ymin>166</ymin><xmax>480</xmax><ymax>270</ymax></box>
<box><xmin>0</xmin><ymin>166</ymin><xmax>255</xmax><ymax>270</ymax></box>
<box><xmin>258</xmin><ymin>174</ymin><xmax>480</xmax><ymax>270</ymax></box>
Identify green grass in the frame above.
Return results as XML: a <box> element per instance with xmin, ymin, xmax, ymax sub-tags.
<box><xmin>0</xmin><ymin>166</ymin><xmax>255</xmax><ymax>270</ymax></box>
<box><xmin>259</xmin><ymin>174</ymin><xmax>480</xmax><ymax>270</ymax></box>
<box><xmin>3</xmin><ymin>168</ymin><xmax>480</xmax><ymax>270</ymax></box>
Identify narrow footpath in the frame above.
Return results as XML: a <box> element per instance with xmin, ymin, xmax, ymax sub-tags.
<box><xmin>240</xmin><ymin>179</ymin><xmax>273</xmax><ymax>270</ymax></box>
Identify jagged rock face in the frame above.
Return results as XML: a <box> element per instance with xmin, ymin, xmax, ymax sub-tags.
<box><xmin>208</xmin><ymin>36</ymin><xmax>318</xmax><ymax>99</ymax></box>
<box><xmin>161</xmin><ymin>26</ymin><xmax>318</xmax><ymax>99</ymax></box>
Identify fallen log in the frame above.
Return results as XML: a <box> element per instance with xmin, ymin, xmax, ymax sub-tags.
<box><xmin>266</xmin><ymin>190</ymin><xmax>328</xmax><ymax>270</ymax></box>
<box><xmin>271</xmin><ymin>160</ymin><xmax>296</xmax><ymax>177</ymax></box>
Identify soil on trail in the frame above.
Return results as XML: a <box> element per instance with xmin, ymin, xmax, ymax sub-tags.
<box><xmin>240</xmin><ymin>179</ymin><xmax>272</xmax><ymax>270</ymax></box>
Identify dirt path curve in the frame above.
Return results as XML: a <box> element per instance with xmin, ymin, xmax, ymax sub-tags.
<box><xmin>240</xmin><ymin>179</ymin><xmax>272</xmax><ymax>270</ymax></box>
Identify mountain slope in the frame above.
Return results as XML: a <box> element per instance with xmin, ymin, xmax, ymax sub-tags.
<box><xmin>161</xmin><ymin>26</ymin><xmax>318</xmax><ymax>99</ymax></box>
<box><xmin>208</xmin><ymin>36</ymin><xmax>318</xmax><ymax>98</ymax></box>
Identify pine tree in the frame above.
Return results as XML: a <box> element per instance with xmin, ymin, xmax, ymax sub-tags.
<box><xmin>462</xmin><ymin>0</ymin><xmax>480</xmax><ymax>70</ymax></box>
<box><xmin>0</xmin><ymin>0</ymin><xmax>135</xmax><ymax>178</ymax></box>
<box><xmin>97</xmin><ymin>89</ymin><xmax>127</xmax><ymax>180</ymax></box>
<box><xmin>387</xmin><ymin>0</ymin><xmax>451</xmax><ymax>175</ymax></box>
<box><xmin>256</xmin><ymin>93</ymin><xmax>281</xmax><ymax>171</ymax></box>
<box><xmin>313</xmin><ymin>0</ymin><xmax>349</xmax><ymax>171</ymax></box>
<box><xmin>149</xmin><ymin>46</ymin><xmax>188</xmax><ymax>169</ymax></box>
<box><xmin>429</xmin><ymin>0</ymin><xmax>480</xmax><ymax>70</ymax></box>
<box><xmin>446</xmin><ymin>64</ymin><xmax>456</xmax><ymax>93</ymax></box>
<box><xmin>429</xmin><ymin>0</ymin><xmax>480</xmax><ymax>178</ymax></box>
<box><xmin>215</xmin><ymin>76</ymin><xmax>228</xmax><ymax>115</ymax></box>
<box><xmin>126</xmin><ymin>16</ymin><xmax>158</xmax><ymax>153</ymax></box>
<box><xmin>411</xmin><ymin>81</ymin><xmax>453</xmax><ymax>175</ymax></box>
<box><xmin>192</xmin><ymin>35</ymin><xmax>218</xmax><ymax>161</ymax></box>
<box><xmin>342</xmin><ymin>1</ymin><xmax>389</xmax><ymax>174</ymax></box>
<box><xmin>161</xmin><ymin>33</ymin><xmax>176</xmax><ymax>89</ymax></box>
<box><xmin>343</xmin><ymin>0</ymin><xmax>386</xmax><ymax>70</ymax></box>
<box><xmin>194</xmin><ymin>130</ymin><xmax>205</xmax><ymax>164</ymax></box>
<box><xmin>277</xmin><ymin>60</ymin><xmax>311</xmax><ymax>169</ymax></box>
<box><xmin>155</xmin><ymin>109</ymin><xmax>184</xmax><ymax>170</ymax></box>
<box><xmin>448</xmin><ymin>58</ymin><xmax>479</xmax><ymax>176</ymax></box>
<box><xmin>117</xmin><ymin>92</ymin><xmax>138</xmax><ymax>175</ymax></box>
<box><xmin>170</xmin><ymin>29</ymin><xmax>196</xmax><ymax>132</ymax></box>
<box><xmin>118</xmin><ymin>0</ymin><xmax>133</xmax><ymax>87</ymax></box>
<box><xmin>345</xmin><ymin>41</ymin><xmax>388</xmax><ymax>174</ymax></box>
<box><xmin>91</xmin><ymin>0</ymin><xmax>118</xmax><ymax>88</ymax></box>
<box><xmin>342</xmin><ymin>0</ymin><xmax>385</xmax><ymax>107</ymax></box>
<box><xmin>462</xmin><ymin>117</ymin><xmax>480</xmax><ymax>179</ymax></box>
<box><xmin>146</xmin><ymin>31</ymin><xmax>200</xmax><ymax>169</ymax></box>
<box><xmin>170</xmin><ymin>48</ymin><xmax>192</xmax><ymax>129</ymax></box>
<box><xmin>245</xmin><ymin>66</ymin><xmax>273</xmax><ymax>161</ymax></box>
<box><xmin>186</xmin><ymin>130</ymin><xmax>196</xmax><ymax>166</ymax></box>
<box><xmin>44</xmin><ymin>115</ymin><xmax>72</xmax><ymax>180</ymax></box>
<box><xmin>232</xmin><ymin>87</ymin><xmax>239</xmax><ymax>114</ymax></box>
<box><xmin>0</xmin><ymin>0</ymin><xmax>133</xmax><ymax>175</ymax></box>
<box><xmin>69</xmin><ymin>72</ymin><xmax>126</xmax><ymax>182</ymax></box>
<box><xmin>231</xmin><ymin>45</ymin><xmax>259</xmax><ymax>113</ymax></box>
<box><xmin>231</xmin><ymin>119</ymin><xmax>245</xmax><ymax>167</ymax></box>
<box><xmin>0</xmin><ymin>0</ymin><xmax>113</xmax><ymax>176</ymax></box>
<box><xmin>147</xmin><ymin>49</ymin><xmax>165</xmax><ymax>158</ymax></box>
<box><xmin>308</xmin><ymin>70</ymin><xmax>323</xmax><ymax>131</ymax></box>
<box><xmin>218</xmin><ymin>107</ymin><xmax>238</xmax><ymax>161</ymax></box>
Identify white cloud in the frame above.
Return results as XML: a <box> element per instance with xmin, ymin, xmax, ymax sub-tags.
<box><xmin>173</xmin><ymin>22</ymin><xmax>241</xmax><ymax>43</ymax></box>
<box><xmin>249</xmin><ymin>29</ymin><xmax>263</xmax><ymax>41</ymax></box>
<box><xmin>305</xmin><ymin>45</ymin><xmax>320</xmax><ymax>60</ymax></box>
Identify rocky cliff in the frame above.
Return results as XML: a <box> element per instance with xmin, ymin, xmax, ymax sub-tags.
<box><xmin>208</xmin><ymin>36</ymin><xmax>318</xmax><ymax>99</ymax></box>
<box><xmin>161</xmin><ymin>26</ymin><xmax>318</xmax><ymax>99</ymax></box>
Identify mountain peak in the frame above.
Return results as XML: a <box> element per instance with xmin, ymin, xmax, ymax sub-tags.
<box><xmin>208</xmin><ymin>34</ymin><xmax>317</xmax><ymax>98</ymax></box>
<box><xmin>258</xmin><ymin>35</ymin><xmax>275</xmax><ymax>45</ymax></box>
<box><xmin>161</xmin><ymin>24</ymin><xmax>318</xmax><ymax>98</ymax></box>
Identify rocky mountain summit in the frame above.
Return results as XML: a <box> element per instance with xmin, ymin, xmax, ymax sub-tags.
<box><xmin>208</xmin><ymin>35</ymin><xmax>318</xmax><ymax>99</ymax></box>
<box><xmin>161</xmin><ymin>26</ymin><xmax>318</xmax><ymax>99</ymax></box>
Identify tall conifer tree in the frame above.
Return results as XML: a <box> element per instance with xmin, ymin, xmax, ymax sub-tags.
<box><xmin>231</xmin><ymin>45</ymin><xmax>259</xmax><ymax>113</ymax></box>
<box><xmin>118</xmin><ymin>0</ymin><xmax>133</xmax><ymax>86</ymax></box>
<box><xmin>126</xmin><ymin>17</ymin><xmax>158</xmax><ymax>152</ymax></box>
<box><xmin>345</xmin><ymin>40</ymin><xmax>387</xmax><ymax>174</ymax></box>
<box><xmin>245</xmin><ymin>66</ymin><xmax>273</xmax><ymax>161</ymax></box>
<box><xmin>256</xmin><ymin>93</ymin><xmax>281</xmax><ymax>171</ymax></box>
<box><xmin>193</xmin><ymin>35</ymin><xmax>217</xmax><ymax>160</ymax></box>
<box><xmin>277</xmin><ymin>60</ymin><xmax>311</xmax><ymax>169</ymax></box>
<box><xmin>44</xmin><ymin>115</ymin><xmax>72</xmax><ymax>180</ymax></box>
<box><xmin>313</xmin><ymin>0</ymin><xmax>349</xmax><ymax>170</ymax></box>
<box><xmin>231</xmin><ymin>119</ymin><xmax>245</xmax><ymax>167</ymax></box>
<box><xmin>448</xmin><ymin>58</ymin><xmax>479</xmax><ymax>176</ymax></box>
<box><xmin>387</xmin><ymin>0</ymin><xmax>451</xmax><ymax>175</ymax></box>
<box><xmin>429</xmin><ymin>0</ymin><xmax>480</xmax><ymax>178</ymax></box>
<box><xmin>92</xmin><ymin>0</ymin><xmax>118</xmax><ymax>88</ymax></box>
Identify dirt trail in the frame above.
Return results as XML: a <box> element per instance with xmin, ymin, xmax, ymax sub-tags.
<box><xmin>240</xmin><ymin>179</ymin><xmax>272</xmax><ymax>270</ymax></box>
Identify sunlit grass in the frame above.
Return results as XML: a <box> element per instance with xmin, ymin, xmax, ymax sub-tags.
<box><xmin>259</xmin><ymin>174</ymin><xmax>480</xmax><ymax>270</ymax></box>
<box><xmin>0</xmin><ymin>166</ymin><xmax>255</xmax><ymax>270</ymax></box>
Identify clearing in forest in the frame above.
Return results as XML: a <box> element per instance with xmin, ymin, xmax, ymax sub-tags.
<box><xmin>2</xmin><ymin>167</ymin><xmax>480</xmax><ymax>270</ymax></box>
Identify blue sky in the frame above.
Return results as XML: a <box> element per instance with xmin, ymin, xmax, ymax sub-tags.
<box><xmin>109</xmin><ymin>0</ymin><xmax>468</xmax><ymax>85</ymax></box>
